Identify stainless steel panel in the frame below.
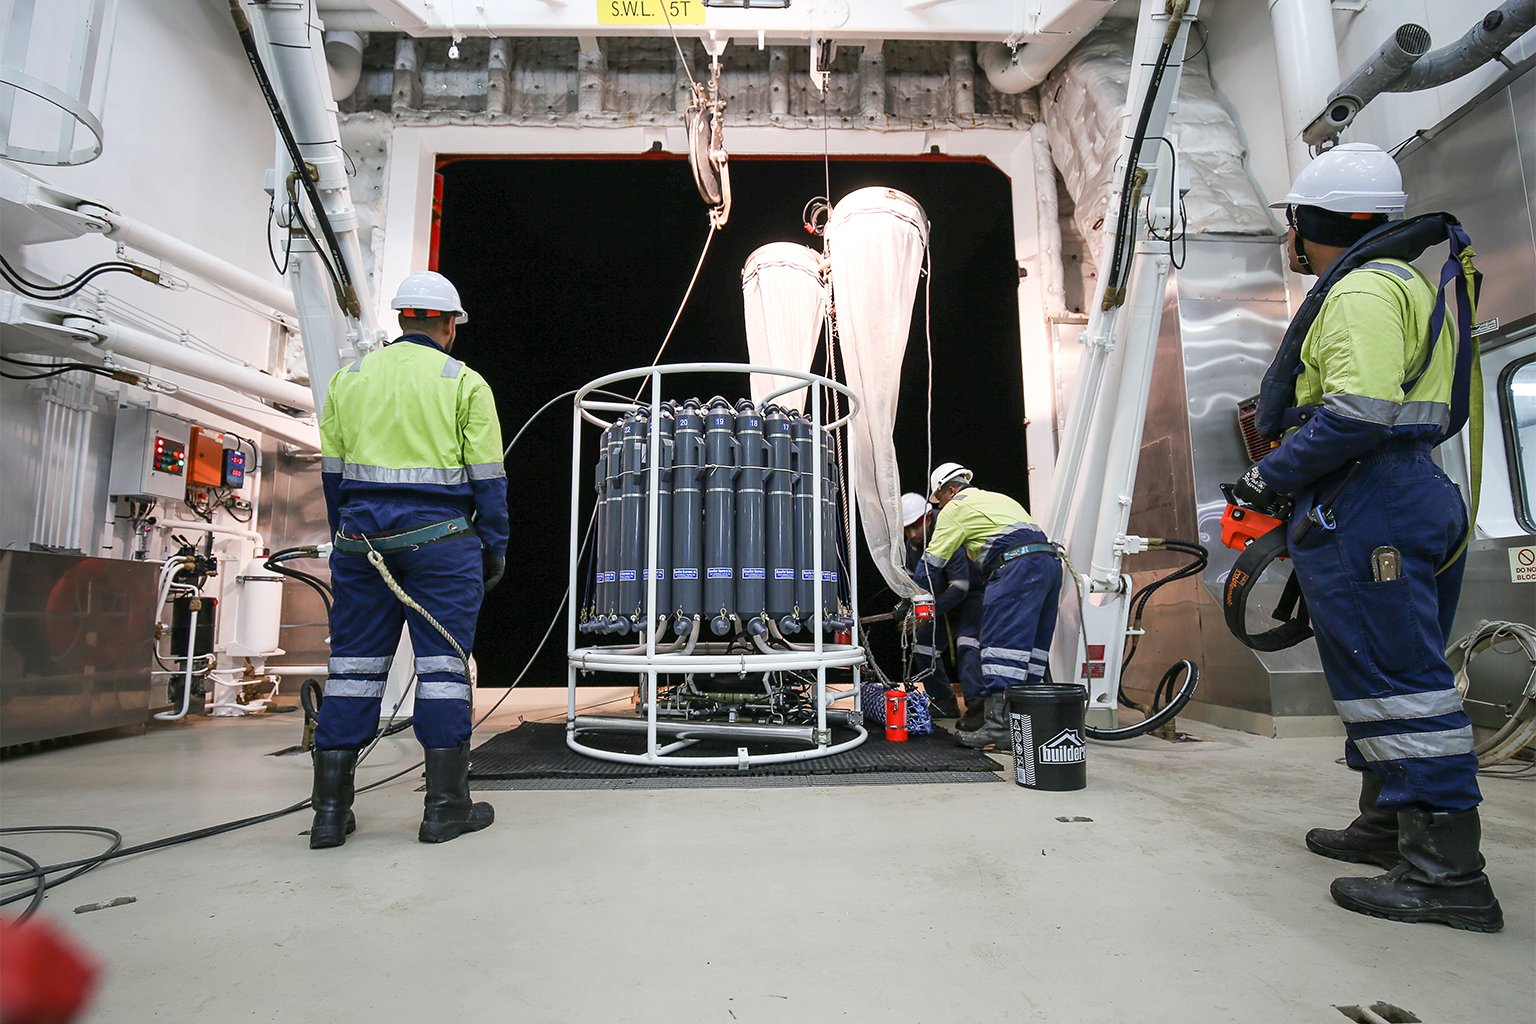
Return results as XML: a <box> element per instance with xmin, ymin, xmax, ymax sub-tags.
<box><xmin>1398</xmin><ymin>69</ymin><xmax>1536</xmax><ymax>331</ymax></box>
<box><xmin>0</xmin><ymin>550</ymin><xmax>157</xmax><ymax>746</ymax></box>
<box><xmin>260</xmin><ymin>444</ymin><xmax>332</xmax><ymax>667</ymax></box>
<box><xmin>1123</xmin><ymin>237</ymin><xmax>1337</xmax><ymax>728</ymax></box>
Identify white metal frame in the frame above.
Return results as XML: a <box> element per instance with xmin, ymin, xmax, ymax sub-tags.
<box><xmin>566</xmin><ymin>361</ymin><xmax>868</xmax><ymax>767</ymax></box>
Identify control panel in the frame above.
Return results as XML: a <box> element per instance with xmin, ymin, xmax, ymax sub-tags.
<box><xmin>187</xmin><ymin>427</ymin><xmax>226</xmax><ymax>488</ymax></box>
<box><xmin>222</xmin><ymin>448</ymin><xmax>247</xmax><ymax>489</ymax></box>
<box><xmin>109</xmin><ymin>406</ymin><xmax>193</xmax><ymax>502</ymax></box>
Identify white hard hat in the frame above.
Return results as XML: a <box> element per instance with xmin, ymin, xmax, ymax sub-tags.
<box><xmin>900</xmin><ymin>492</ymin><xmax>929</xmax><ymax>527</ymax></box>
<box><xmin>928</xmin><ymin>462</ymin><xmax>973</xmax><ymax>501</ymax></box>
<box><xmin>391</xmin><ymin>270</ymin><xmax>468</xmax><ymax>323</ymax></box>
<box><xmin>1269</xmin><ymin>142</ymin><xmax>1407</xmax><ymax>214</ymax></box>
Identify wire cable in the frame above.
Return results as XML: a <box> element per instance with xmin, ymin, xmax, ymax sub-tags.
<box><xmin>0</xmin><ymin>847</ymin><xmax>46</xmax><ymax>919</ymax></box>
<box><xmin>0</xmin><ymin>251</ymin><xmax>157</xmax><ymax>299</ymax></box>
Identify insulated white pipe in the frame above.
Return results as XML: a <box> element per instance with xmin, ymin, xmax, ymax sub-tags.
<box><xmin>977</xmin><ymin>38</ymin><xmax>1079</xmax><ymax>93</ymax></box>
<box><xmin>62</xmin><ymin>316</ymin><xmax>315</xmax><ymax>413</ymax></box>
<box><xmin>167</xmin><ymin>387</ymin><xmax>318</xmax><ymax>452</ymax></box>
<box><xmin>1268</xmin><ymin>0</ymin><xmax>1341</xmax><ymax>180</ymax></box>
<box><xmin>155</xmin><ymin>595</ymin><xmax>200</xmax><ymax>722</ymax></box>
<box><xmin>1029</xmin><ymin>121</ymin><xmax>1068</xmax><ymax>320</ymax></box>
<box><xmin>32</xmin><ymin>388</ymin><xmax>56</xmax><ymax>546</ymax></box>
<box><xmin>158</xmin><ymin>519</ymin><xmax>265</xmax><ymax>546</ymax></box>
<box><xmin>250</xmin><ymin>0</ymin><xmax>381</xmax><ymax>413</ymax></box>
<box><xmin>97</xmin><ymin>211</ymin><xmax>299</xmax><ymax>321</ymax></box>
<box><xmin>65</xmin><ymin>375</ymin><xmax>95</xmax><ymax>551</ymax></box>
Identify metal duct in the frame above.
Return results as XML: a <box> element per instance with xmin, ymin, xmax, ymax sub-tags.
<box><xmin>1302</xmin><ymin>24</ymin><xmax>1433</xmax><ymax>146</ymax></box>
<box><xmin>1304</xmin><ymin>1</ymin><xmax>1536</xmax><ymax>146</ymax></box>
<box><xmin>1388</xmin><ymin>0</ymin><xmax>1536</xmax><ymax>92</ymax></box>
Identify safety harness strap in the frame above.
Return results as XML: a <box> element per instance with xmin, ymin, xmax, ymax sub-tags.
<box><xmin>1257</xmin><ymin>213</ymin><xmax>1474</xmax><ymax>439</ymax></box>
<box><xmin>984</xmin><ymin>542</ymin><xmax>1060</xmax><ymax>579</ymax></box>
<box><xmin>333</xmin><ymin>516</ymin><xmax>474</xmax><ymax>554</ymax></box>
<box><xmin>1223</xmin><ymin>526</ymin><xmax>1313</xmax><ymax>652</ymax></box>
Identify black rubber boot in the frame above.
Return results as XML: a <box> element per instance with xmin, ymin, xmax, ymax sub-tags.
<box><xmin>1306</xmin><ymin>770</ymin><xmax>1401</xmax><ymax>869</ymax></box>
<box><xmin>957</xmin><ymin>697</ymin><xmax>986</xmax><ymax>733</ymax></box>
<box><xmin>955</xmin><ymin>692</ymin><xmax>1011</xmax><ymax>752</ymax></box>
<box><xmin>309</xmin><ymin>749</ymin><xmax>358</xmax><ymax>850</ymax></box>
<box><xmin>419</xmin><ymin>743</ymin><xmax>495</xmax><ymax>844</ymax></box>
<box><xmin>1330</xmin><ymin>808</ymin><xmax>1503</xmax><ymax>932</ymax></box>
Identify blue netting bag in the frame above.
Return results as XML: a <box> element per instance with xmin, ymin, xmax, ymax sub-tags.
<box><xmin>858</xmin><ymin>682</ymin><xmax>934</xmax><ymax>736</ymax></box>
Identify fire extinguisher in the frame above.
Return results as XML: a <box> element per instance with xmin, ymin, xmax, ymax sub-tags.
<box><xmin>885</xmin><ymin>688</ymin><xmax>908</xmax><ymax>742</ymax></box>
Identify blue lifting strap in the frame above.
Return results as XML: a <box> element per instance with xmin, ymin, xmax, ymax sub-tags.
<box><xmin>1255</xmin><ymin>213</ymin><xmax>1481</xmax><ymax>443</ymax></box>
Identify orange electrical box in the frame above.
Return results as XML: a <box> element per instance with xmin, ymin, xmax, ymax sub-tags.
<box><xmin>187</xmin><ymin>427</ymin><xmax>226</xmax><ymax>488</ymax></box>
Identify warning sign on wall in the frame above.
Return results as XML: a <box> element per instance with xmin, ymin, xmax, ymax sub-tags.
<box><xmin>1511</xmin><ymin>545</ymin><xmax>1536</xmax><ymax>584</ymax></box>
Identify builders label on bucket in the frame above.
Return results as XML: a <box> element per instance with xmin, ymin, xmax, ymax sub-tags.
<box><xmin>1006</xmin><ymin>682</ymin><xmax>1088</xmax><ymax>791</ymax></box>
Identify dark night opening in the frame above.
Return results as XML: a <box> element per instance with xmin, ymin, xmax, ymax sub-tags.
<box><xmin>436</xmin><ymin>156</ymin><xmax>1027</xmax><ymax>686</ymax></box>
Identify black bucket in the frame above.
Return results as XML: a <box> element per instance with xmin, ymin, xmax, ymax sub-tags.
<box><xmin>1007</xmin><ymin>682</ymin><xmax>1088</xmax><ymax>791</ymax></box>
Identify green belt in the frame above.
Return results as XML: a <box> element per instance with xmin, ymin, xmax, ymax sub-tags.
<box><xmin>985</xmin><ymin>542</ymin><xmax>1058</xmax><ymax>578</ymax></box>
<box><xmin>333</xmin><ymin>516</ymin><xmax>475</xmax><ymax>554</ymax></box>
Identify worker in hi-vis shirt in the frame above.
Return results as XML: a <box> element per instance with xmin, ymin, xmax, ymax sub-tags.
<box><xmin>899</xmin><ymin>491</ymin><xmax>965</xmax><ymax>719</ymax></box>
<box><xmin>915</xmin><ymin>463</ymin><xmax>1061</xmax><ymax>752</ymax></box>
<box><xmin>1226</xmin><ymin>144</ymin><xmax>1500</xmax><ymax>931</ymax></box>
<box><xmin>308</xmin><ymin>270</ymin><xmax>509</xmax><ymax>849</ymax></box>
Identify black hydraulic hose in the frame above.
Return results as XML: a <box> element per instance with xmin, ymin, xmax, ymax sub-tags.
<box><xmin>0</xmin><ymin>846</ymin><xmax>46</xmax><ymax>919</ymax></box>
<box><xmin>1087</xmin><ymin>660</ymin><xmax>1199</xmax><ymax>741</ymax></box>
<box><xmin>1102</xmin><ymin>3</ymin><xmax>1188</xmax><ymax>307</ymax></box>
<box><xmin>1117</xmin><ymin>539</ymin><xmax>1207</xmax><ymax>705</ymax></box>
<box><xmin>0</xmin><ymin>251</ymin><xmax>160</xmax><ymax>298</ymax></box>
<box><xmin>265</xmin><ymin>547</ymin><xmax>333</xmax><ymax>618</ymax></box>
<box><xmin>227</xmin><ymin>0</ymin><xmax>359</xmax><ymax>320</ymax></box>
<box><xmin>0</xmin><ymin>825</ymin><xmax>123</xmax><ymax>916</ymax></box>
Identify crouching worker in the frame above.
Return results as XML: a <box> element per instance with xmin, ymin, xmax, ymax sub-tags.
<box><xmin>309</xmin><ymin>270</ymin><xmax>509</xmax><ymax>849</ymax></box>
<box><xmin>916</xmin><ymin>464</ymin><xmax>1061</xmax><ymax>752</ymax></box>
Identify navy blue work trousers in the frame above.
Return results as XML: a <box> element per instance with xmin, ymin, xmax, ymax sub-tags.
<box><xmin>314</xmin><ymin>507</ymin><xmax>483</xmax><ymax>752</ymax></box>
<box><xmin>978</xmin><ymin>528</ymin><xmax>1062</xmax><ymax>696</ymax></box>
<box><xmin>1285</xmin><ymin>444</ymin><xmax>1480</xmax><ymax>813</ymax></box>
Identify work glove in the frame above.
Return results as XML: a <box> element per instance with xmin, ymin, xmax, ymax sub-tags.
<box><xmin>482</xmin><ymin>551</ymin><xmax>506</xmax><ymax>593</ymax></box>
<box><xmin>1222</xmin><ymin>464</ymin><xmax>1293</xmax><ymax>521</ymax></box>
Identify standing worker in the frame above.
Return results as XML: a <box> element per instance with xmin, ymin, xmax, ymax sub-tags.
<box><xmin>916</xmin><ymin>464</ymin><xmax>1060</xmax><ymax>752</ymax></box>
<box><xmin>1225</xmin><ymin>144</ymin><xmax>1501</xmax><ymax>930</ymax></box>
<box><xmin>308</xmin><ymin>270</ymin><xmax>509</xmax><ymax>849</ymax></box>
<box><xmin>899</xmin><ymin>492</ymin><xmax>963</xmax><ymax>719</ymax></box>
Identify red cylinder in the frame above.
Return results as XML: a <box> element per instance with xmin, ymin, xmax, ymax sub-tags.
<box><xmin>885</xmin><ymin>688</ymin><xmax>908</xmax><ymax>742</ymax></box>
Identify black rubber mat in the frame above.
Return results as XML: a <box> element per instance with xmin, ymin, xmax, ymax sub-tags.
<box><xmin>466</xmin><ymin>771</ymin><xmax>1001</xmax><ymax>791</ymax></box>
<box><xmin>468</xmin><ymin>721</ymin><xmax>1003</xmax><ymax>780</ymax></box>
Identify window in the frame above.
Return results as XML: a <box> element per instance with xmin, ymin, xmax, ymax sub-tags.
<box><xmin>1501</xmin><ymin>354</ymin><xmax>1536</xmax><ymax>533</ymax></box>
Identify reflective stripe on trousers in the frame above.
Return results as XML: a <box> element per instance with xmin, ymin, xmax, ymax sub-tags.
<box><xmin>978</xmin><ymin>528</ymin><xmax>1060</xmax><ymax>696</ymax></box>
<box><xmin>314</xmin><ymin>519</ymin><xmax>483</xmax><ymax>751</ymax></box>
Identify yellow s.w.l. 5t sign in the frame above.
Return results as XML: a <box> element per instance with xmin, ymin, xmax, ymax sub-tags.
<box><xmin>599</xmin><ymin>0</ymin><xmax>705</xmax><ymax>25</ymax></box>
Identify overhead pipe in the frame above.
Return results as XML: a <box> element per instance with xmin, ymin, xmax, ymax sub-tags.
<box><xmin>1303</xmin><ymin>0</ymin><xmax>1535</xmax><ymax>147</ymax></box>
<box><xmin>323</xmin><ymin>31</ymin><xmax>367</xmax><ymax>101</ymax></box>
<box><xmin>1301</xmin><ymin>24</ymin><xmax>1433</xmax><ymax>146</ymax></box>
<box><xmin>91</xmin><ymin>209</ymin><xmax>299</xmax><ymax>321</ymax></box>
<box><xmin>241</xmin><ymin>0</ymin><xmax>383</xmax><ymax>411</ymax></box>
<box><xmin>977</xmin><ymin>39</ymin><xmax>1080</xmax><ymax>93</ymax></box>
<box><xmin>976</xmin><ymin>0</ymin><xmax>1116</xmax><ymax>98</ymax></box>
<box><xmin>1387</xmin><ymin>0</ymin><xmax>1535</xmax><ymax>91</ymax></box>
<box><xmin>167</xmin><ymin>386</ymin><xmax>319</xmax><ymax>452</ymax></box>
<box><xmin>1268</xmin><ymin>0</ymin><xmax>1341</xmax><ymax>178</ymax></box>
<box><xmin>62</xmin><ymin>315</ymin><xmax>315</xmax><ymax>413</ymax></box>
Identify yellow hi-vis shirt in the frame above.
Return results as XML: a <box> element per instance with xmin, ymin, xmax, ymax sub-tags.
<box><xmin>921</xmin><ymin>487</ymin><xmax>1037</xmax><ymax>570</ymax></box>
<box><xmin>319</xmin><ymin>334</ymin><xmax>508</xmax><ymax>557</ymax></box>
